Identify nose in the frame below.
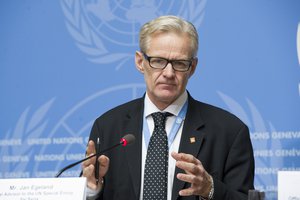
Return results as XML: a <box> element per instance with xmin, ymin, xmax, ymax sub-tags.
<box><xmin>163</xmin><ymin>62</ymin><xmax>175</xmax><ymax>77</ymax></box>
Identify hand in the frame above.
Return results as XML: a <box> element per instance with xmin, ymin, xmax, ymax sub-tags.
<box><xmin>171</xmin><ymin>152</ymin><xmax>212</xmax><ymax>198</ymax></box>
<box><xmin>82</xmin><ymin>140</ymin><xmax>110</xmax><ymax>191</ymax></box>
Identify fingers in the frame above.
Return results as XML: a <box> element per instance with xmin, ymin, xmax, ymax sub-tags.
<box><xmin>172</xmin><ymin>152</ymin><xmax>201</xmax><ymax>165</ymax></box>
<box><xmin>82</xmin><ymin>140</ymin><xmax>97</xmax><ymax>168</ymax></box>
<box><xmin>82</xmin><ymin>162</ymin><xmax>95</xmax><ymax>178</ymax></box>
<box><xmin>177</xmin><ymin>172</ymin><xmax>212</xmax><ymax>197</ymax></box>
<box><xmin>179</xmin><ymin>187</ymin><xmax>199</xmax><ymax>196</ymax></box>
<box><xmin>171</xmin><ymin>152</ymin><xmax>212</xmax><ymax>197</ymax></box>
<box><xmin>177</xmin><ymin>172</ymin><xmax>202</xmax><ymax>185</ymax></box>
<box><xmin>81</xmin><ymin>140</ymin><xmax>110</xmax><ymax>190</ymax></box>
<box><xmin>82</xmin><ymin>162</ymin><xmax>98</xmax><ymax>190</ymax></box>
<box><xmin>82</xmin><ymin>155</ymin><xmax>110</xmax><ymax>190</ymax></box>
<box><xmin>86</xmin><ymin>140</ymin><xmax>96</xmax><ymax>155</ymax></box>
<box><xmin>171</xmin><ymin>152</ymin><xmax>202</xmax><ymax>174</ymax></box>
<box><xmin>98</xmin><ymin>155</ymin><xmax>110</xmax><ymax>178</ymax></box>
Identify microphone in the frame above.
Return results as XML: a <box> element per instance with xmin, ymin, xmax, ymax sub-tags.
<box><xmin>55</xmin><ymin>134</ymin><xmax>136</xmax><ymax>177</ymax></box>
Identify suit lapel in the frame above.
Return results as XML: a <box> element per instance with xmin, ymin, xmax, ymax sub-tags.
<box><xmin>172</xmin><ymin>96</ymin><xmax>206</xmax><ymax>200</ymax></box>
<box><xmin>123</xmin><ymin>98</ymin><xmax>144</xmax><ymax>199</ymax></box>
<box><xmin>121</xmin><ymin>95</ymin><xmax>206</xmax><ymax>200</ymax></box>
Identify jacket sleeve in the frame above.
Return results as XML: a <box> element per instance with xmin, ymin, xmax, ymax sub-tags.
<box><xmin>213</xmin><ymin>125</ymin><xmax>255</xmax><ymax>200</ymax></box>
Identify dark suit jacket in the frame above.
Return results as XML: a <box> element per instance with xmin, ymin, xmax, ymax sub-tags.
<box><xmin>89</xmin><ymin>94</ymin><xmax>254</xmax><ymax>200</ymax></box>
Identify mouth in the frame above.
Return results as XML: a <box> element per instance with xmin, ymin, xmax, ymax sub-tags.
<box><xmin>157</xmin><ymin>83</ymin><xmax>176</xmax><ymax>88</ymax></box>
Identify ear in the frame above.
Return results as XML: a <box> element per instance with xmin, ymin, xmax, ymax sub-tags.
<box><xmin>188</xmin><ymin>57</ymin><xmax>198</xmax><ymax>78</ymax></box>
<box><xmin>135</xmin><ymin>51</ymin><xmax>144</xmax><ymax>73</ymax></box>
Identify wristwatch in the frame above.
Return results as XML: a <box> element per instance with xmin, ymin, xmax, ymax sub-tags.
<box><xmin>201</xmin><ymin>175</ymin><xmax>214</xmax><ymax>200</ymax></box>
<box><xmin>207</xmin><ymin>175</ymin><xmax>214</xmax><ymax>199</ymax></box>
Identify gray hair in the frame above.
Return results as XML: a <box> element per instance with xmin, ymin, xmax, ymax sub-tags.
<box><xmin>139</xmin><ymin>15</ymin><xmax>199</xmax><ymax>57</ymax></box>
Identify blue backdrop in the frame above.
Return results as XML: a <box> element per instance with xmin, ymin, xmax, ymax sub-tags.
<box><xmin>1</xmin><ymin>0</ymin><xmax>300</xmax><ymax>196</ymax></box>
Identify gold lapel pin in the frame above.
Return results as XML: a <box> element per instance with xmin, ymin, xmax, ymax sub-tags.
<box><xmin>190</xmin><ymin>137</ymin><xmax>196</xmax><ymax>143</ymax></box>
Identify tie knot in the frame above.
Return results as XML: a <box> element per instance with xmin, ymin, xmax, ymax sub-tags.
<box><xmin>151</xmin><ymin>112</ymin><xmax>172</xmax><ymax>128</ymax></box>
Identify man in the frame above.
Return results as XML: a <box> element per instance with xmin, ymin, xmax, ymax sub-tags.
<box><xmin>82</xmin><ymin>15</ymin><xmax>254</xmax><ymax>200</ymax></box>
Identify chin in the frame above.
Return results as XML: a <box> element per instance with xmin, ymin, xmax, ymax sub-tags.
<box><xmin>156</xmin><ymin>92</ymin><xmax>178</xmax><ymax>103</ymax></box>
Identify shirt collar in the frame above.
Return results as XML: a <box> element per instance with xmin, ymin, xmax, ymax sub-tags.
<box><xmin>144</xmin><ymin>91</ymin><xmax>188</xmax><ymax>118</ymax></box>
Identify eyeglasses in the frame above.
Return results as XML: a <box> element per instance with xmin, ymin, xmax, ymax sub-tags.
<box><xmin>143</xmin><ymin>53</ymin><xmax>194</xmax><ymax>72</ymax></box>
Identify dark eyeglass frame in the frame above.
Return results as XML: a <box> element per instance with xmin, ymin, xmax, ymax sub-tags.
<box><xmin>142</xmin><ymin>52</ymin><xmax>194</xmax><ymax>72</ymax></box>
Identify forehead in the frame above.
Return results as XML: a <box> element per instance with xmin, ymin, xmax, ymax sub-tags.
<box><xmin>147</xmin><ymin>32</ymin><xmax>192</xmax><ymax>58</ymax></box>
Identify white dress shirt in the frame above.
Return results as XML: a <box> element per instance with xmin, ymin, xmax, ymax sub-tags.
<box><xmin>139</xmin><ymin>91</ymin><xmax>187</xmax><ymax>200</ymax></box>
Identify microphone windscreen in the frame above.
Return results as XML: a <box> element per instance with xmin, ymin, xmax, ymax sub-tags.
<box><xmin>122</xmin><ymin>134</ymin><xmax>136</xmax><ymax>145</ymax></box>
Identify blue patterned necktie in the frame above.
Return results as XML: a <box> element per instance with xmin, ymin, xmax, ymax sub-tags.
<box><xmin>143</xmin><ymin>112</ymin><xmax>171</xmax><ymax>200</ymax></box>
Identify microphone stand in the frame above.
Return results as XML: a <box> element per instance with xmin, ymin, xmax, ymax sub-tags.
<box><xmin>55</xmin><ymin>143</ymin><xmax>120</xmax><ymax>178</ymax></box>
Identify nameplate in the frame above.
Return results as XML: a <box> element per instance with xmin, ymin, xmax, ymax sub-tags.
<box><xmin>278</xmin><ymin>171</ymin><xmax>300</xmax><ymax>200</ymax></box>
<box><xmin>0</xmin><ymin>177</ymin><xmax>86</xmax><ymax>200</ymax></box>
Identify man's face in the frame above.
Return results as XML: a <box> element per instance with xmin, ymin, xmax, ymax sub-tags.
<box><xmin>135</xmin><ymin>32</ymin><xmax>197</xmax><ymax>109</ymax></box>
